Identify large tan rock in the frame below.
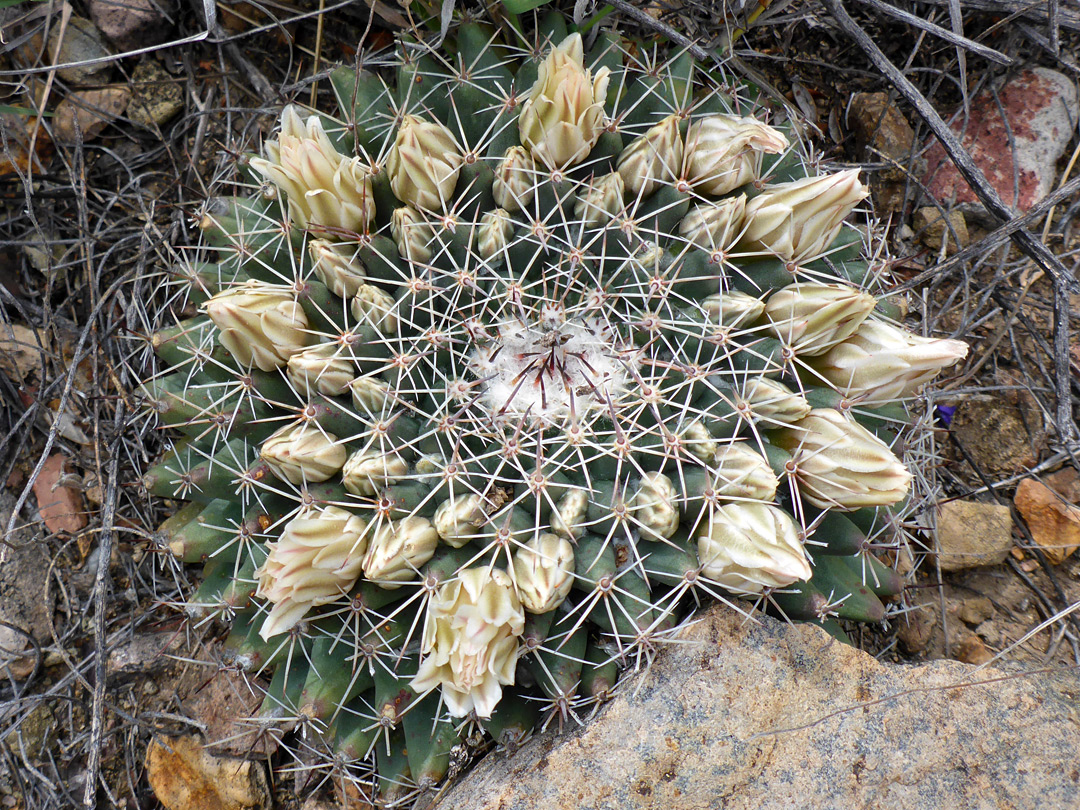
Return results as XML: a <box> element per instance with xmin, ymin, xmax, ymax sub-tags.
<box><xmin>439</xmin><ymin>607</ymin><xmax>1080</xmax><ymax>810</ymax></box>
<box><xmin>936</xmin><ymin>500</ymin><xmax>1014</xmax><ymax>570</ymax></box>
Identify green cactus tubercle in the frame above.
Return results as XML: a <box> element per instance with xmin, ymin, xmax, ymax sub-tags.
<box><xmin>144</xmin><ymin>14</ymin><xmax>968</xmax><ymax>801</ymax></box>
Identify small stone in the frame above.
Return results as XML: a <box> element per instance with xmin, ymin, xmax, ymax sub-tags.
<box><xmin>950</xmin><ymin>396</ymin><xmax>1038</xmax><ymax>477</ymax></box>
<box><xmin>937</xmin><ymin>500</ymin><xmax>1013</xmax><ymax>571</ymax></box>
<box><xmin>0</xmin><ymin>323</ymin><xmax>45</xmax><ymax>385</ymax></box>
<box><xmin>954</xmin><ymin>635</ymin><xmax>994</xmax><ymax>665</ymax></box>
<box><xmin>107</xmin><ymin>633</ymin><xmax>183</xmax><ymax>679</ymax></box>
<box><xmin>32</xmin><ymin>454</ymin><xmax>87</xmax><ymax>536</ymax></box>
<box><xmin>54</xmin><ymin>86</ymin><xmax>130</xmax><ymax>145</ymax></box>
<box><xmin>128</xmin><ymin>59</ymin><xmax>183</xmax><ymax>127</ymax></box>
<box><xmin>958</xmin><ymin>596</ymin><xmax>994</xmax><ymax>626</ymax></box>
<box><xmin>923</xmin><ymin>69</ymin><xmax>1079</xmax><ymax>222</ymax></box>
<box><xmin>895</xmin><ymin>604</ymin><xmax>936</xmax><ymax>654</ymax></box>
<box><xmin>146</xmin><ymin>735</ymin><xmax>270</xmax><ymax>810</ymax></box>
<box><xmin>1014</xmin><ymin>478</ymin><xmax>1080</xmax><ymax>564</ymax></box>
<box><xmin>1044</xmin><ymin>467</ymin><xmax>1080</xmax><ymax>504</ymax></box>
<box><xmin>89</xmin><ymin>0</ymin><xmax>173</xmax><ymax>51</ymax></box>
<box><xmin>912</xmin><ymin>206</ymin><xmax>969</xmax><ymax>255</ymax></box>
<box><xmin>848</xmin><ymin>92</ymin><xmax>916</xmax><ymax>212</ymax></box>
<box><xmin>976</xmin><ymin>620</ymin><xmax>1001</xmax><ymax>646</ymax></box>
<box><xmin>47</xmin><ymin>16</ymin><xmax>114</xmax><ymax>85</ymax></box>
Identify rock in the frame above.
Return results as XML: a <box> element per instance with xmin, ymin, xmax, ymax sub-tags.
<box><xmin>912</xmin><ymin>206</ymin><xmax>969</xmax><ymax>255</ymax></box>
<box><xmin>127</xmin><ymin>59</ymin><xmax>183</xmax><ymax>127</ymax></box>
<box><xmin>107</xmin><ymin>632</ymin><xmax>185</xmax><ymax>680</ymax></box>
<box><xmin>894</xmin><ymin>603</ymin><xmax>936</xmax><ymax>655</ymax></box>
<box><xmin>53</xmin><ymin>86</ymin><xmax>130</xmax><ymax>144</ymax></box>
<box><xmin>958</xmin><ymin>596</ymin><xmax>994</xmax><ymax>626</ymax></box>
<box><xmin>936</xmin><ymin>500</ymin><xmax>1014</xmax><ymax>571</ymax></box>
<box><xmin>954</xmin><ymin>635</ymin><xmax>994</xmax><ymax>665</ymax></box>
<box><xmin>438</xmin><ymin>607</ymin><xmax>1080</xmax><ymax>810</ymax></box>
<box><xmin>848</xmin><ymin>91</ymin><xmax>916</xmax><ymax>211</ymax></box>
<box><xmin>922</xmin><ymin>69</ymin><xmax>1078</xmax><ymax>222</ymax></box>
<box><xmin>0</xmin><ymin>323</ymin><xmax>45</xmax><ymax>385</ymax></box>
<box><xmin>950</xmin><ymin>396</ymin><xmax>1038</xmax><ymax>477</ymax></box>
<box><xmin>47</xmin><ymin>16</ymin><xmax>113</xmax><ymax>85</ymax></box>
<box><xmin>89</xmin><ymin>0</ymin><xmax>173</xmax><ymax>52</ymax></box>
<box><xmin>1014</xmin><ymin>478</ymin><xmax>1080</xmax><ymax>564</ymax></box>
<box><xmin>32</xmin><ymin>454</ymin><xmax>87</xmax><ymax>536</ymax></box>
<box><xmin>1044</xmin><ymin>466</ymin><xmax>1080</xmax><ymax>503</ymax></box>
<box><xmin>0</xmin><ymin>494</ymin><xmax>53</xmax><ymax>679</ymax></box>
<box><xmin>146</xmin><ymin>735</ymin><xmax>270</xmax><ymax>810</ymax></box>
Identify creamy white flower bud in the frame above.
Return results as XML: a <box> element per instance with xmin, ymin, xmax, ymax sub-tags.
<box><xmin>697</xmin><ymin>502</ymin><xmax>811</xmax><ymax>594</ymax></box>
<box><xmin>512</xmin><ymin>533</ymin><xmax>575</xmax><ymax>614</ymax></box>
<box><xmin>286</xmin><ymin>343</ymin><xmax>356</xmax><ymax>398</ymax></box>
<box><xmin>255</xmin><ymin>505</ymin><xmax>369</xmax><ymax>639</ymax></box>
<box><xmin>739</xmin><ymin>377</ymin><xmax>812</xmax><ymax>426</ymax></box>
<box><xmin>386</xmin><ymin>115</ymin><xmax>463</xmax><ymax>211</ymax></box>
<box><xmin>810</xmin><ymin>320</ymin><xmax>969</xmax><ymax>402</ymax></box>
<box><xmin>260</xmin><ymin>422</ymin><xmax>346</xmax><ymax>485</ymax></box>
<box><xmin>684</xmin><ymin>115</ymin><xmax>789</xmax><ymax>195</ymax></box>
<box><xmin>703</xmin><ymin>290</ymin><xmax>766</xmax><ymax>328</ymax></box>
<box><xmin>681</xmin><ymin>419</ymin><xmax>718</xmax><ymax>463</ymax></box>
<box><xmin>309</xmin><ymin>239</ymin><xmax>367</xmax><ymax>298</ymax></box>
<box><xmin>363</xmin><ymin>515</ymin><xmax>439</xmax><ymax>587</ymax></box>
<box><xmin>763</xmin><ymin>282</ymin><xmax>877</xmax><ymax>356</ymax></box>
<box><xmin>550</xmin><ymin>488</ymin><xmax>589</xmax><ymax>539</ymax></box>
<box><xmin>679</xmin><ymin>195</ymin><xmax>747</xmax><ymax>251</ymax></box>
<box><xmin>741</xmin><ymin>170</ymin><xmax>869</xmax><ymax>261</ymax></box>
<box><xmin>249</xmin><ymin>106</ymin><xmax>375</xmax><ymax>233</ymax></box>
<box><xmin>434</xmin><ymin>494</ymin><xmax>487</xmax><ymax>548</ymax></box>
<box><xmin>712</xmin><ymin>443</ymin><xmax>779</xmax><ymax>502</ymax></box>
<box><xmin>341</xmin><ymin>449</ymin><xmax>409</xmax><ymax>497</ymax></box>
<box><xmin>773</xmin><ymin>408</ymin><xmax>912</xmax><ymax>510</ymax></box>
<box><xmin>630</xmin><ymin>472</ymin><xmax>680</xmax><ymax>540</ymax></box>
<box><xmin>617</xmin><ymin>114</ymin><xmax>684</xmax><ymax>197</ymax></box>
<box><xmin>203</xmin><ymin>280</ymin><xmax>311</xmax><ymax>371</ymax></box>
<box><xmin>519</xmin><ymin>33</ymin><xmax>611</xmax><ymax>169</ymax></box>
<box><xmin>411</xmin><ymin>568</ymin><xmax>524</xmax><ymax>718</ymax></box>
<box><xmin>351</xmin><ymin>283</ymin><xmax>398</xmax><ymax>335</ymax></box>
<box><xmin>573</xmin><ymin>171</ymin><xmax>625</xmax><ymax>226</ymax></box>
<box><xmin>477</xmin><ymin>209</ymin><xmax>514</xmax><ymax>261</ymax></box>
<box><xmin>349</xmin><ymin>376</ymin><xmax>391</xmax><ymax>414</ymax></box>
<box><xmin>391</xmin><ymin>205</ymin><xmax>435</xmax><ymax>264</ymax></box>
<box><xmin>492</xmin><ymin>147</ymin><xmax>538</xmax><ymax>212</ymax></box>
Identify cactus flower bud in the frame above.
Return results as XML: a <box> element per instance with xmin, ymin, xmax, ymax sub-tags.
<box><xmin>255</xmin><ymin>505</ymin><xmax>369</xmax><ymax>639</ymax></box>
<box><xmin>349</xmin><ymin>376</ymin><xmax>391</xmax><ymax>414</ymax></box>
<box><xmin>492</xmin><ymin>147</ymin><xmax>538</xmax><ymax>212</ymax></box>
<box><xmin>309</xmin><ymin>239</ymin><xmax>367</xmax><ymax>298</ymax></box>
<box><xmin>550</xmin><ymin>488</ymin><xmax>589</xmax><ymax>539</ymax></box>
<box><xmin>679</xmin><ymin>195</ymin><xmax>747</xmax><ymax>251</ymax></box>
<box><xmin>411</xmin><ymin>567</ymin><xmax>525</xmax><ymax>718</ymax></box>
<box><xmin>477</xmin><ymin>209</ymin><xmax>514</xmax><ymax>261</ymax></box>
<box><xmin>810</xmin><ymin>320</ymin><xmax>970</xmax><ymax>402</ymax></box>
<box><xmin>773</xmin><ymin>408</ymin><xmax>912</xmax><ymax>510</ymax></box>
<box><xmin>697</xmin><ymin>502</ymin><xmax>811</xmax><ymax>594</ymax></box>
<box><xmin>763</xmin><ymin>282</ymin><xmax>877</xmax><ymax>356</ymax></box>
<box><xmin>712</xmin><ymin>443</ymin><xmax>779</xmax><ymax>502</ymax></box>
<box><xmin>739</xmin><ymin>377</ymin><xmax>812</xmax><ymax>425</ymax></box>
<box><xmin>342</xmin><ymin>449</ymin><xmax>409</xmax><ymax>497</ymax></box>
<box><xmin>519</xmin><ymin>33</ymin><xmax>611</xmax><ymax>170</ymax></box>
<box><xmin>286</xmin><ymin>343</ymin><xmax>356</xmax><ymax>398</ymax></box>
<box><xmin>203</xmin><ymin>281</ymin><xmax>311</xmax><ymax>371</ymax></box>
<box><xmin>740</xmin><ymin>170</ymin><xmax>869</xmax><ymax>261</ymax></box>
<box><xmin>386</xmin><ymin>114</ymin><xmax>463</xmax><ymax>211</ymax></box>
<box><xmin>512</xmin><ymin>533</ymin><xmax>575</xmax><ymax>613</ymax></box>
<box><xmin>684</xmin><ymin>114</ymin><xmax>789</xmax><ymax>195</ymax></box>
<box><xmin>249</xmin><ymin>105</ymin><xmax>375</xmax><ymax>233</ymax></box>
<box><xmin>351</xmin><ymin>283</ymin><xmax>398</xmax><ymax>335</ymax></box>
<box><xmin>391</xmin><ymin>205</ymin><xmax>435</xmax><ymax>264</ymax></box>
<box><xmin>703</xmin><ymin>290</ymin><xmax>766</xmax><ymax>328</ymax></box>
<box><xmin>617</xmin><ymin>114</ymin><xmax>684</xmax><ymax>197</ymax></box>
<box><xmin>574</xmin><ymin>171</ymin><xmax>625</xmax><ymax>226</ymax></box>
<box><xmin>630</xmin><ymin>472</ymin><xmax>680</xmax><ymax>540</ymax></box>
<box><xmin>260</xmin><ymin>422</ymin><xmax>346</xmax><ymax>485</ymax></box>
<box><xmin>434</xmin><ymin>494</ymin><xmax>487</xmax><ymax>548</ymax></box>
<box><xmin>681</xmin><ymin>419</ymin><xmax>719</xmax><ymax>463</ymax></box>
<box><xmin>363</xmin><ymin>515</ymin><xmax>439</xmax><ymax>587</ymax></box>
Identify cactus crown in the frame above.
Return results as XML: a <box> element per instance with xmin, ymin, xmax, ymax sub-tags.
<box><xmin>145</xmin><ymin>12</ymin><xmax>967</xmax><ymax>804</ymax></box>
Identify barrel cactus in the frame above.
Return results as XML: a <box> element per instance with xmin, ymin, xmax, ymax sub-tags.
<box><xmin>145</xmin><ymin>13</ymin><xmax>967</xmax><ymax>802</ymax></box>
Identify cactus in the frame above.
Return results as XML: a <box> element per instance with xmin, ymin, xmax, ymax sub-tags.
<box><xmin>145</xmin><ymin>14</ymin><xmax>967</xmax><ymax>802</ymax></box>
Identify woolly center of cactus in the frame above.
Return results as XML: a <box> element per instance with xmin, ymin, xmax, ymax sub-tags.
<box><xmin>469</xmin><ymin>308</ymin><xmax>636</xmax><ymax>426</ymax></box>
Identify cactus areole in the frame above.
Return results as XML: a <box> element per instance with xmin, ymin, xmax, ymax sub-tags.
<box><xmin>145</xmin><ymin>15</ymin><xmax>967</xmax><ymax>800</ymax></box>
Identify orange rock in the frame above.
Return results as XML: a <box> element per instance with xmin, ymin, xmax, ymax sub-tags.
<box><xmin>146</xmin><ymin>735</ymin><xmax>270</xmax><ymax>810</ymax></box>
<box><xmin>1014</xmin><ymin>478</ymin><xmax>1080</xmax><ymax>564</ymax></box>
<box><xmin>954</xmin><ymin>635</ymin><xmax>994</xmax><ymax>666</ymax></box>
<box><xmin>32</xmin><ymin>454</ymin><xmax>87</xmax><ymax>535</ymax></box>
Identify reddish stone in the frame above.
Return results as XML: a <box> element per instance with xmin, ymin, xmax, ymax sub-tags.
<box><xmin>922</xmin><ymin>68</ymin><xmax>1077</xmax><ymax>216</ymax></box>
<box><xmin>32</xmin><ymin>454</ymin><xmax>87</xmax><ymax>536</ymax></box>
